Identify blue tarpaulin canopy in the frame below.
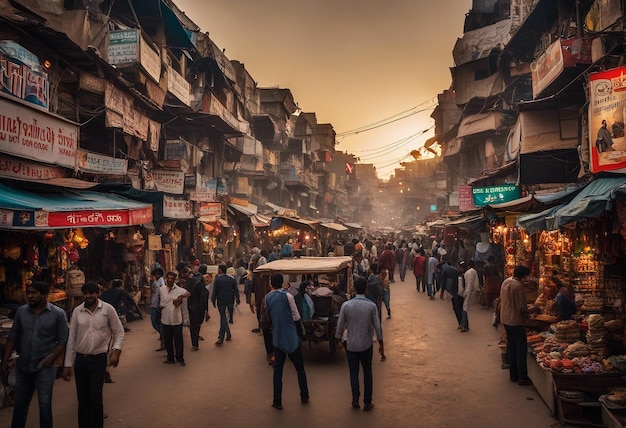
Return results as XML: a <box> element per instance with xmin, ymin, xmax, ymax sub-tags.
<box><xmin>0</xmin><ymin>183</ymin><xmax>152</xmax><ymax>229</ymax></box>
<box><xmin>544</xmin><ymin>175</ymin><xmax>626</xmax><ymax>230</ymax></box>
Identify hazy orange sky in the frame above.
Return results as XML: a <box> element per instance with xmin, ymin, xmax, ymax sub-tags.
<box><xmin>176</xmin><ymin>0</ymin><xmax>471</xmax><ymax>179</ymax></box>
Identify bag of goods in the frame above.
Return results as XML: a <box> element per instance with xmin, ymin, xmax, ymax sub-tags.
<box><xmin>554</xmin><ymin>320</ymin><xmax>581</xmax><ymax>343</ymax></box>
<box><xmin>563</xmin><ymin>341</ymin><xmax>591</xmax><ymax>359</ymax></box>
<box><xmin>604</xmin><ymin>319</ymin><xmax>625</xmax><ymax>342</ymax></box>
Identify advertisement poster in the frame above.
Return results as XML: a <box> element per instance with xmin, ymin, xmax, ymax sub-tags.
<box><xmin>458</xmin><ymin>185</ymin><xmax>476</xmax><ymax>212</ymax></box>
<box><xmin>589</xmin><ymin>66</ymin><xmax>626</xmax><ymax>173</ymax></box>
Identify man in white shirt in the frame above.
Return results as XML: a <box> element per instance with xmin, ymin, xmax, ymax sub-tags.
<box><xmin>460</xmin><ymin>260</ymin><xmax>480</xmax><ymax>332</ymax></box>
<box><xmin>63</xmin><ymin>281</ymin><xmax>124</xmax><ymax>428</ymax></box>
<box><xmin>159</xmin><ymin>271</ymin><xmax>190</xmax><ymax>365</ymax></box>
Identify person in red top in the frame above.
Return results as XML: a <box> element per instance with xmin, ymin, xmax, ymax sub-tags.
<box><xmin>378</xmin><ymin>245</ymin><xmax>396</xmax><ymax>283</ymax></box>
<box><xmin>412</xmin><ymin>248</ymin><xmax>427</xmax><ymax>292</ymax></box>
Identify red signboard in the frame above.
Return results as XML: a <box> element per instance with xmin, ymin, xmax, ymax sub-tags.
<box><xmin>45</xmin><ymin>207</ymin><xmax>152</xmax><ymax>228</ymax></box>
<box><xmin>458</xmin><ymin>185</ymin><xmax>475</xmax><ymax>212</ymax></box>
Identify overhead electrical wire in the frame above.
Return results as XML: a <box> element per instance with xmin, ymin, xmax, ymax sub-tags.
<box><xmin>352</xmin><ymin>124</ymin><xmax>435</xmax><ymax>158</ymax></box>
<box><xmin>336</xmin><ymin>96</ymin><xmax>437</xmax><ymax>138</ymax></box>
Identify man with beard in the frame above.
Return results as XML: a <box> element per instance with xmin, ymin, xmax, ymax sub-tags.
<box><xmin>1</xmin><ymin>281</ymin><xmax>68</xmax><ymax>428</ymax></box>
<box><xmin>63</xmin><ymin>281</ymin><xmax>125</xmax><ymax>428</ymax></box>
<box><xmin>157</xmin><ymin>271</ymin><xmax>190</xmax><ymax>365</ymax></box>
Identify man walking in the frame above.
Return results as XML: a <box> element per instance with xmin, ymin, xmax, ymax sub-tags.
<box><xmin>187</xmin><ymin>265</ymin><xmax>209</xmax><ymax>350</ymax></box>
<box><xmin>500</xmin><ymin>265</ymin><xmax>532</xmax><ymax>386</ymax></box>
<box><xmin>63</xmin><ymin>281</ymin><xmax>124</xmax><ymax>428</ymax></box>
<box><xmin>378</xmin><ymin>244</ymin><xmax>396</xmax><ymax>283</ymax></box>
<box><xmin>427</xmin><ymin>252</ymin><xmax>439</xmax><ymax>299</ymax></box>
<box><xmin>335</xmin><ymin>277</ymin><xmax>384</xmax><ymax>411</ymax></box>
<box><xmin>460</xmin><ymin>260</ymin><xmax>480</xmax><ymax>332</ymax></box>
<box><xmin>212</xmin><ymin>264</ymin><xmax>240</xmax><ymax>345</ymax></box>
<box><xmin>1</xmin><ymin>281</ymin><xmax>68</xmax><ymax>428</ymax></box>
<box><xmin>439</xmin><ymin>255</ymin><xmax>462</xmax><ymax>328</ymax></box>
<box><xmin>150</xmin><ymin>268</ymin><xmax>165</xmax><ymax>351</ymax></box>
<box><xmin>159</xmin><ymin>271</ymin><xmax>190</xmax><ymax>365</ymax></box>
<box><xmin>412</xmin><ymin>248</ymin><xmax>427</xmax><ymax>293</ymax></box>
<box><xmin>261</xmin><ymin>273</ymin><xmax>309</xmax><ymax>410</ymax></box>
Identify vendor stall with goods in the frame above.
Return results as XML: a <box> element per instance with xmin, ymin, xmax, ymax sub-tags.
<box><xmin>510</xmin><ymin>185</ymin><xmax>626</xmax><ymax>425</ymax></box>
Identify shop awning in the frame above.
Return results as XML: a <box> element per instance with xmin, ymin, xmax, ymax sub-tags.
<box><xmin>319</xmin><ymin>222</ymin><xmax>348</xmax><ymax>232</ymax></box>
<box><xmin>0</xmin><ymin>183</ymin><xmax>152</xmax><ymax>229</ymax></box>
<box><xmin>446</xmin><ymin>214</ymin><xmax>486</xmax><ymax>232</ymax></box>
<box><xmin>270</xmin><ymin>216</ymin><xmax>318</xmax><ymax>231</ymax></box>
<box><xmin>250</xmin><ymin>213</ymin><xmax>272</xmax><ymax>228</ymax></box>
<box><xmin>517</xmin><ymin>205</ymin><xmax>564</xmax><ymax>235</ymax></box>
<box><xmin>343</xmin><ymin>222</ymin><xmax>363</xmax><ymax>230</ymax></box>
<box><xmin>228</xmin><ymin>202</ymin><xmax>257</xmax><ymax>217</ymax></box>
<box><xmin>545</xmin><ymin>175</ymin><xmax>626</xmax><ymax>230</ymax></box>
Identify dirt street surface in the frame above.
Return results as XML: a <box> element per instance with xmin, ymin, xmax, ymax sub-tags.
<box><xmin>0</xmin><ymin>277</ymin><xmax>562</xmax><ymax>428</ymax></box>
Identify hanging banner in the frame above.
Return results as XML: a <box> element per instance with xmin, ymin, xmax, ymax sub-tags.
<box><xmin>0</xmin><ymin>97</ymin><xmax>78</xmax><ymax>168</ymax></box>
<box><xmin>146</xmin><ymin>169</ymin><xmax>185</xmax><ymax>194</ymax></box>
<box><xmin>589</xmin><ymin>66</ymin><xmax>626</xmax><ymax>173</ymax></box>
<box><xmin>76</xmin><ymin>149</ymin><xmax>127</xmax><ymax>175</ymax></box>
<box><xmin>472</xmin><ymin>184</ymin><xmax>520</xmax><ymax>206</ymax></box>
<box><xmin>163</xmin><ymin>195</ymin><xmax>192</xmax><ymax>219</ymax></box>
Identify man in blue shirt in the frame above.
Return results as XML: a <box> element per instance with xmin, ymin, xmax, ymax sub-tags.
<box><xmin>336</xmin><ymin>277</ymin><xmax>384</xmax><ymax>411</ymax></box>
<box><xmin>261</xmin><ymin>273</ymin><xmax>309</xmax><ymax>410</ymax></box>
<box><xmin>1</xmin><ymin>281</ymin><xmax>69</xmax><ymax>428</ymax></box>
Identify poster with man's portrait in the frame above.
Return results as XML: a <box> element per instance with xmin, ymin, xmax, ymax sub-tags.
<box><xmin>589</xmin><ymin>66</ymin><xmax>626</xmax><ymax>172</ymax></box>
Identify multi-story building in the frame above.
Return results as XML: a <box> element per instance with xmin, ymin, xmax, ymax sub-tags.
<box><xmin>0</xmin><ymin>0</ymin><xmax>341</xmax><ymax>301</ymax></box>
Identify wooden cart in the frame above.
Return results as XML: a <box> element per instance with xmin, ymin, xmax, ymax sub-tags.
<box><xmin>255</xmin><ymin>256</ymin><xmax>353</xmax><ymax>356</ymax></box>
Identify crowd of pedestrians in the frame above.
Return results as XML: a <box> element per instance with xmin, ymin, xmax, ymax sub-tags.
<box><xmin>1</xmin><ymin>232</ymin><xmax>538</xmax><ymax>425</ymax></box>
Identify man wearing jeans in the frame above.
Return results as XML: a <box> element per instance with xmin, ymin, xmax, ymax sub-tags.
<box><xmin>336</xmin><ymin>277</ymin><xmax>384</xmax><ymax>411</ymax></box>
<box><xmin>1</xmin><ymin>281</ymin><xmax>68</xmax><ymax>428</ymax></box>
<box><xmin>500</xmin><ymin>265</ymin><xmax>532</xmax><ymax>386</ymax></box>
<box><xmin>63</xmin><ymin>281</ymin><xmax>125</xmax><ymax>428</ymax></box>
<box><xmin>261</xmin><ymin>273</ymin><xmax>309</xmax><ymax>410</ymax></box>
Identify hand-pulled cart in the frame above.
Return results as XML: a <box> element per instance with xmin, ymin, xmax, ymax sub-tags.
<box><xmin>254</xmin><ymin>256</ymin><xmax>353</xmax><ymax>356</ymax></box>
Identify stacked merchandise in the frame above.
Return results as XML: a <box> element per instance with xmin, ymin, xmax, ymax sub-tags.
<box><xmin>581</xmin><ymin>296</ymin><xmax>604</xmax><ymax>312</ymax></box>
<box><xmin>554</xmin><ymin>320</ymin><xmax>580</xmax><ymax>343</ymax></box>
<box><xmin>586</xmin><ymin>314</ymin><xmax>609</xmax><ymax>358</ymax></box>
<box><xmin>562</xmin><ymin>341</ymin><xmax>592</xmax><ymax>359</ymax></box>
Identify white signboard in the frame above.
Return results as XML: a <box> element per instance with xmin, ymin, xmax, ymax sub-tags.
<box><xmin>163</xmin><ymin>195</ymin><xmax>192</xmax><ymax>219</ymax></box>
<box><xmin>108</xmin><ymin>29</ymin><xmax>161</xmax><ymax>84</ymax></box>
<box><xmin>108</xmin><ymin>29</ymin><xmax>139</xmax><ymax>65</ymax></box>
<box><xmin>147</xmin><ymin>169</ymin><xmax>185</xmax><ymax>194</ymax></box>
<box><xmin>76</xmin><ymin>149</ymin><xmax>127</xmax><ymax>175</ymax></box>
<box><xmin>167</xmin><ymin>65</ymin><xmax>191</xmax><ymax>106</ymax></box>
<box><xmin>0</xmin><ymin>97</ymin><xmax>78</xmax><ymax>168</ymax></box>
<box><xmin>189</xmin><ymin>191</ymin><xmax>216</xmax><ymax>202</ymax></box>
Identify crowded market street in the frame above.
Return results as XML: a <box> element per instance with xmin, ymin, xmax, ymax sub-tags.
<box><xmin>0</xmin><ymin>278</ymin><xmax>560</xmax><ymax>428</ymax></box>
